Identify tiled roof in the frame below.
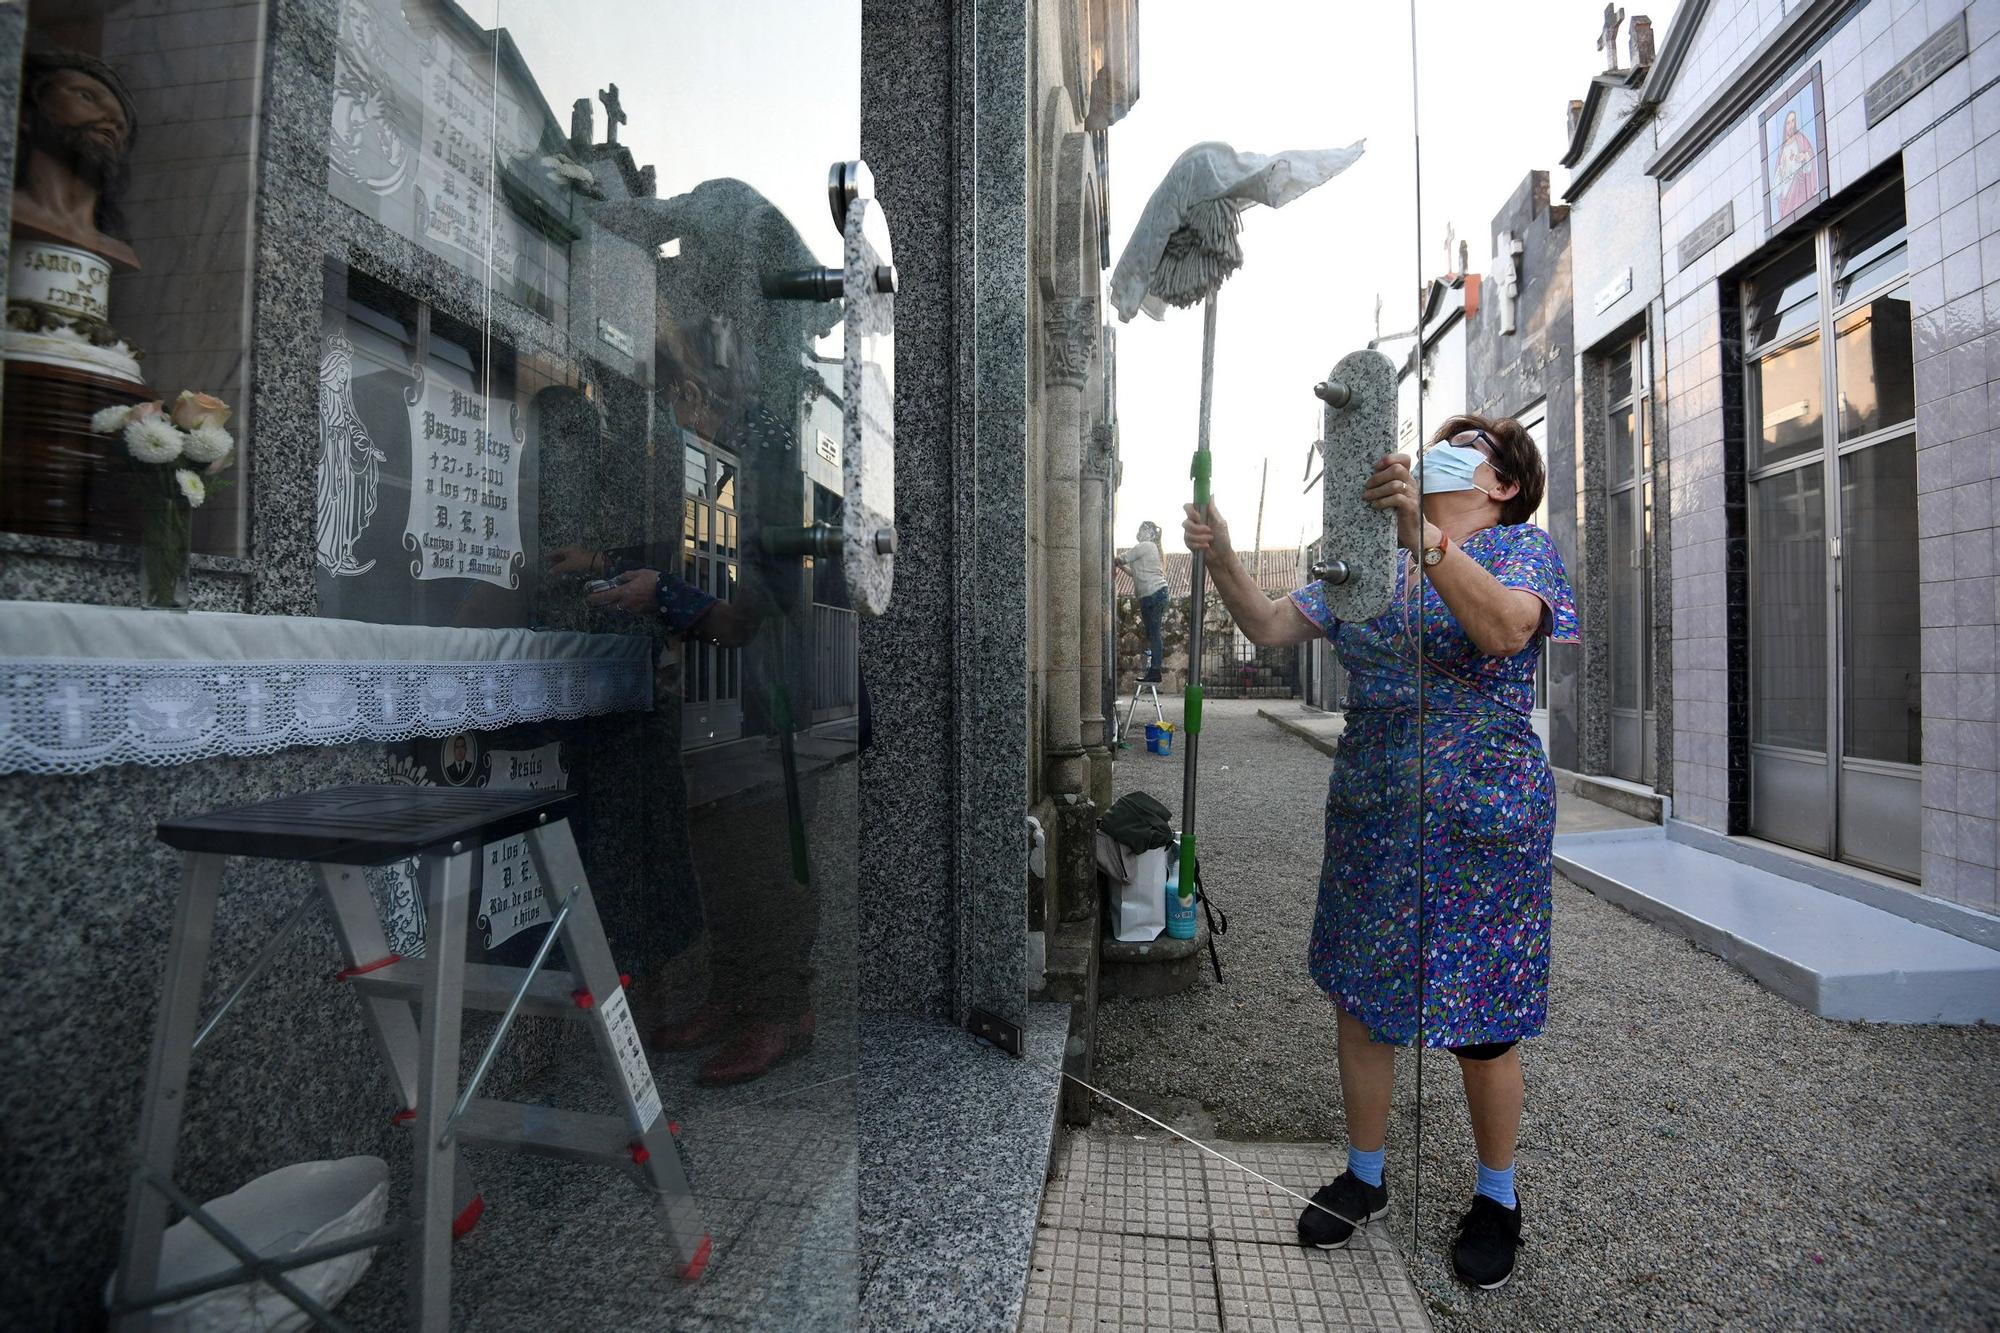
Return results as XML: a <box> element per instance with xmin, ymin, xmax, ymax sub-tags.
<box><xmin>1114</xmin><ymin>547</ymin><xmax>1306</xmax><ymax>599</ymax></box>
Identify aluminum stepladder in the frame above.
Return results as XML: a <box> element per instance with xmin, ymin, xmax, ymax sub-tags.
<box><xmin>1117</xmin><ymin>681</ymin><xmax>1165</xmax><ymax>748</ymax></box>
<box><xmin>110</xmin><ymin>785</ymin><xmax>708</xmax><ymax>1332</ymax></box>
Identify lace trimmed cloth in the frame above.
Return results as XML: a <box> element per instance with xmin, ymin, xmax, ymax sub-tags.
<box><xmin>0</xmin><ymin>602</ymin><xmax>654</xmax><ymax>775</ymax></box>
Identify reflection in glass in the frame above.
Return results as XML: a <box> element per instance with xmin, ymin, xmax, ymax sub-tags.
<box><xmin>1753</xmin><ymin>463</ymin><xmax>1829</xmax><ymax>749</ymax></box>
<box><xmin>1745</xmin><ymin>241</ymin><xmax>1820</xmax><ymax>350</ymax></box>
<box><xmin>1609</xmin><ymin>402</ymin><xmax>1636</xmax><ymax>486</ymax></box>
<box><xmin>1835</xmin><ymin>295</ymin><xmax>1914</xmax><ymax>439</ymax></box>
<box><xmin>316</xmin><ymin>0</ymin><xmax>863</xmax><ymax>1323</ymax></box>
<box><xmin>1840</xmin><ymin>439</ymin><xmax>1921</xmax><ymax>764</ymax></box>
<box><xmin>1751</xmin><ymin>334</ymin><xmax>1824</xmax><ymax>467</ymax></box>
<box><xmin>1611</xmin><ymin>491</ymin><xmax>1638</xmax><ymax>709</ymax></box>
<box><xmin>1832</xmin><ymin>185</ymin><xmax>1909</xmax><ymax>305</ymax></box>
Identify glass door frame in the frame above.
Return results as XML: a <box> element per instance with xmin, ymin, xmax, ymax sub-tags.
<box><xmin>1606</xmin><ymin>332</ymin><xmax>1656</xmax><ymax>785</ymax></box>
<box><xmin>1745</xmin><ymin>180</ymin><xmax>1917</xmax><ymax>878</ymax></box>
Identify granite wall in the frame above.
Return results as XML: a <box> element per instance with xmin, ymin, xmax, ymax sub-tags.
<box><xmin>858</xmin><ymin>0</ymin><xmax>1031</xmax><ymax>1027</ymax></box>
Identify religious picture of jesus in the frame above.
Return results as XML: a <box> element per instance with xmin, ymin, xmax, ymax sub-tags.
<box><xmin>1760</xmin><ymin>66</ymin><xmax>1828</xmax><ymax>232</ymax></box>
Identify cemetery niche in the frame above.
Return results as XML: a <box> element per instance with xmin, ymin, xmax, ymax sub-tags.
<box><xmin>0</xmin><ymin>1</ymin><xmax>880</xmax><ymax>1326</ymax></box>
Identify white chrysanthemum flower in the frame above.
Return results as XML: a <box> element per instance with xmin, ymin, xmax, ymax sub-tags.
<box><xmin>182</xmin><ymin>421</ymin><xmax>234</xmax><ymax>464</ymax></box>
<box><xmin>90</xmin><ymin>405</ymin><xmax>132</xmax><ymax>435</ymax></box>
<box><xmin>175</xmin><ymin>469</ymin><xmax>206</xmax><ymax>508</ymax></box>
<box><xmin>204</xmin><ymin>446</ymin><xmax>235</xmax><ymax>476</ymax></box>
<box><xmin>124</xmin><ymin>417</ymin><xmax>184</xmax><ymax>464</ymax></box>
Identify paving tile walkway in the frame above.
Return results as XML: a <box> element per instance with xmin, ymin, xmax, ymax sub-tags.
<box><xmin>1023</xmin><ymin>1131</ymin><xmax>1432</xmax><ymax>1331</ymax></box>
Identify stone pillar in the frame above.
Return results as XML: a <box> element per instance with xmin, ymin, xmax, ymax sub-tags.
<box><xmin>1081</xmin><ymin>421</ymin><xmax>1114</xmax><ymax>808</ymax></box>
<box><xmin>1044</xmin><ymin>299</ymin><xmax>1093</xmax><ymax>920</ymax></box>
<box><xmin>1043</xmin><ymin>299</ymin><xmax>1089</xmax><ymax>795</ymax></box>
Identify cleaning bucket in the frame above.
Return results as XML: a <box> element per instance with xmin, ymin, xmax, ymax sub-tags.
<box><xmin>1145</xmin><ymin>722</ymin><xmax>1174</xmax><ymax>755</ymax></box>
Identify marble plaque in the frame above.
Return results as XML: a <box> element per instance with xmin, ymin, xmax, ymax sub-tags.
<box><xmin>1866</xmin><ymin>14</ymin><xmax>1968</xmax><ymax>128</ymax></box>
<box><xmin>1677</xmin><ymin>203</ymin><xmax>1734</xmax><ymax>272</ymax></box>
<box><xmin>402</xmin><ymin>358</ymin><xmax>526</xmax><ymax>589</ymax></box>
<box><xmin>328</xmin><ymin>0</ymin><xmax>563</xmax><ymax>314</ymax></box>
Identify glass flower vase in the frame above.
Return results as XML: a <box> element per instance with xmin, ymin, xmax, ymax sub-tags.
<box><xmin>138</xmin><ymin>499</ymin><xmax>193</xmax><ymax>610</ymax></box>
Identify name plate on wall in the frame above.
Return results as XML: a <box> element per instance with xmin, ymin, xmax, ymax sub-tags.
<box><xmin>1677</xmin><ymin>203</ymin><xmax>1735</xmax><ymax>272</ymax></box>
<box><xmin>1593</xmin><ymin>267</ymin><xmax>1634</xmax><ymax>315</ymax></box>
<box><xmin>1866</xmin><ymin>14</ymin><xmax>1968</xmax><ymax>128</ymax></box>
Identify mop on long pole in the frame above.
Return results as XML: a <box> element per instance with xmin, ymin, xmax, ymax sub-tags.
<box><xmin>1179</xmin><ymin>294</ymin><xmax>1218</xmax><ymax>904</ymax></box>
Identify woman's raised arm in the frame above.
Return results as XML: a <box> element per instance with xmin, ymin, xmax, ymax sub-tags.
<box><xmin>1183</xmin><ymin>501</ymin><xmax>1323</xmax><ymax>648</ymax></box>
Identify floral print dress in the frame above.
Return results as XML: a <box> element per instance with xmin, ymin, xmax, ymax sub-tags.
<box><xmin>1288</xmin><ymin>524</ymin><xmax>1578</xmax><ymax>1048</ymax></box>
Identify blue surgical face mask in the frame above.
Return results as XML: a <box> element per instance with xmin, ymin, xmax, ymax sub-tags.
<box><xmin>1419</xmin><ymin>443</ymin><xmax>1494</xmax><ymax>497</ymax></box>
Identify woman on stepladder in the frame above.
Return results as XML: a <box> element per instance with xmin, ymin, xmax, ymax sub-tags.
<box><xmin>1184</xmin><ymin>415</ymin><xmax>1576</xmax><ymax>1290</ymax></box>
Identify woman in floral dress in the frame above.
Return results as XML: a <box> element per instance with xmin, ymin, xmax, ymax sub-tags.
<box><xmin>1184</xmin><ymin>414</ymin><xmax>1576</xmax><ymax>1290</ymax></box>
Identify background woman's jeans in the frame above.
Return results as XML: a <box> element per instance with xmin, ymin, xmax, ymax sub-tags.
<box><xmin>1140</xmin><ymin>588</ymin><xmax>1169</xmax><ymax>673</ymax></box>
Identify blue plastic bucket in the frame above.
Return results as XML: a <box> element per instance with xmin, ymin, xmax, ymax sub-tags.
<box><xmin>1145</xmin><ymin>723</ymin><xmax>1173</xmax><ymax>755</ymax></box>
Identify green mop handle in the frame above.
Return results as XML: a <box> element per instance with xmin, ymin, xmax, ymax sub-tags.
<box><xmin>1179</xmin><ymin>296</ymin><xmax>1218</xmax><ymax>903</ymax></box>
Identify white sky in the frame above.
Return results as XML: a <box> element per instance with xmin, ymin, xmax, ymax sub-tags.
<box><xmin>1111</xmin><ymin>0</ymin><xmax>1682</xmax><ymax>556</ymax></box>
<box><xmin>472</xmin><ymin>0</ymin><xmax>861</xmax><ymax>266</ymax></box>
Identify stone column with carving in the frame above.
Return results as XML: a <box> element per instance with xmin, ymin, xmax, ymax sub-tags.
<box><xmin>1044</xmin><ymin>299</ymin><xmax>1092</xmax><ymax>919</ymax></box>
<box><xmin>1081</xmin><ymin>419</ymin><xmax>1114</xmax><ymax>808</ymax></box>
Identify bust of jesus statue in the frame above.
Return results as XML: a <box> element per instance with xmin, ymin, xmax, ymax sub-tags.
<box><xmin>12</xmin><ymin>38</ymin><xmax>141</xmax><ymax>271</ymax></box>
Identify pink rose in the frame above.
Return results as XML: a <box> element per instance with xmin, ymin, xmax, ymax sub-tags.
<box><xmin>170</xmin><ymin>390</ymin><xmax>232</xmax><ymax>432</ymax></box>
<box><xmin>128</xmin><ymin>400</ymin><xmax>168</xmax><ymax>425</ymax></box>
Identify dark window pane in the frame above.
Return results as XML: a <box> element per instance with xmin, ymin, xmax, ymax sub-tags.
<box><xmin>1835</xmin><ymin>294</ymin><xmax>1915</xmax><ymax>438</ymax></box>
<box><xmin>1746</xmin><ymin>242</ymin><xmax>1820</xmax><ymax>351</ymax></box>
<box><xmin>1607</xmin><ymin>350</ymin><xmax>1634</xmax><ymax>405</ymax></box>
<box><xmin>1839</xmin><ymin>438</ymin><xmax>1921</xmax><ymax>764</ymax></box>
<box><xmin>1833</xmin><ymin>187</ymin><xmax>1909</xmax><ymax>305</ymax></box>
<box><xmin>1754</xmin><ymin>463</ymin><xmax>1829</xmax><ymax>749</ymax></box>
<box><xmin>1751</xmin><ymin>334</ymin><xmax>1825</xmax><ymax>467</ymax></box>
<box><xmin>1609</xmin><ymin>403</ymin><xmax>1636</xmax><ymax>487</ymax></box>
<box><xmin>1611</xmin><ymin>490</ymin><xmax>1639</xmax><ymax>709</ymax></box>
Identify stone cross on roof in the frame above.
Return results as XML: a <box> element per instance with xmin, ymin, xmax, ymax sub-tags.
<box><xmin>1597</xmin><ymin>3</ymin><xmax>1626</xmax><ymax>71</ymax></box>
<box><xmin>1443</xmin><ymin>221</ymin><xmax>1456</xmax><ymax>274</ymax></box>
<box><xmin>599</xmin><ymin>83</ymin><xmax>627</xmax><ymax>145</ymax></box>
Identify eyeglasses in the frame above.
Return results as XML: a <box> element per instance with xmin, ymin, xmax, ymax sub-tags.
<box><xmin>1431</xmin><ymin>428</ymin><xmax>1497</xmax><ymax>461</ymax></box>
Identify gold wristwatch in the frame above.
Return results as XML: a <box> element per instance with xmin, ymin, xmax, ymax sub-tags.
<box><xmin>1422</xmin><ymin>532</ymin><xmax>1450</xmax><ymax>568</ymax></box>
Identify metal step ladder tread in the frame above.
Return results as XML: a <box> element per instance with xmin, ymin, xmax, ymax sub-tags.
<box><xmin>455</xmin><ymin>1097</ymin><xmax>642</xmax><ymax>1174</ymax></box>
<box><xmin>347</xmin><ymin>959</ymin><xmax>589</xmax><ymax>1020</ymax></box>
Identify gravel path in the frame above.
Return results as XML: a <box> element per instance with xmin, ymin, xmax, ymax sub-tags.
<box><xmin>1093</xmin><ymin>699</ymin><xmax>2000</xmax><ymax>1330</ymax></box>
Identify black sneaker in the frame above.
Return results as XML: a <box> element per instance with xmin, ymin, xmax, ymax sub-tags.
<box><xmin>1141</xmin><ymin>669</ymin><xmax>1163</xmax><ymax>683</ymax></box>
<box><xmin>1452</xmin><ymin>1193</ymin><xmax>1523</xmax><ymax>1289</ymax></box>
<box><xmin>1297</xmin><ymin>1170</ymin><xmax>1388</xmax><ymax>1250</ymax></box>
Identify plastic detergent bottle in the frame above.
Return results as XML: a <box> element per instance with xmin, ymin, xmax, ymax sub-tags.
<box><xmin>1164</xmin><ymin>848</ymin><xmax>1196</xmax><ymax>940</ymax></box>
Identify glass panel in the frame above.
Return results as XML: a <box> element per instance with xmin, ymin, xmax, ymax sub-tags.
<box><xmin>1745</xmin><ymin>242</ymin><xmax>1820</xmax><ymax>351</ymax></box>
<box><xmin>1840</xmin><ymin>438</ymin><xmax>1921</xmax><ymax>764</ymax></box>
<box><xmin>1609</xmin><ymin>400</ymin><xmax>1636</xmax><ymax>487</ymax></box>
<box><xmin>1754</xmin><ymin>463</ymin><xmax>1829</xmax><ymax>749</ymax></box>
<box><xmin>1835</xmin><ymin>293</ymin><xmax>1915</xmax><ymax>438</ymax></box>
<box><xmin>1641</xmin><ymin>478</ymin><xmax>1654</xmax><ymax>707</ymax></box>
<box><xmin>1607</xmin><ymin>347</ymin><xmax>1634</xmax><ymax>406</ymax></box>
<box><xmin>1750</xmin><ymin>334</ymin><xmax>1825</xmax><ymax>468</ymax></box>
<box><xmin>1611</xmin><ymin>490</ymin><xmax>1639</xmax><ymax>709</ymax></box>
<box><xmin>315</xmin><ymin>0</ymin><xmax>865</xmax><ymax>1321</ymax></box>
<box><xmin>1833</xmin><ymin>185</ymin><xmax>1908</xmax><ymax>306</ymax></box>
<box><xmin>0</xmin><ymin>5</ymin><xmax>260</xmax><ymax>555</ymax></box>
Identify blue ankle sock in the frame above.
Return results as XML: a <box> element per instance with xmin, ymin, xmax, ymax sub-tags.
<box><xmin>1347</xmin><ymin>1144</ymin><xmax>1385</xmax><ymax>1188</ymax></box>
<box><xmin>1475</xmin><ymin>1159</ymin><xmax>1516</xmax><ymax>1209</ymax></box>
